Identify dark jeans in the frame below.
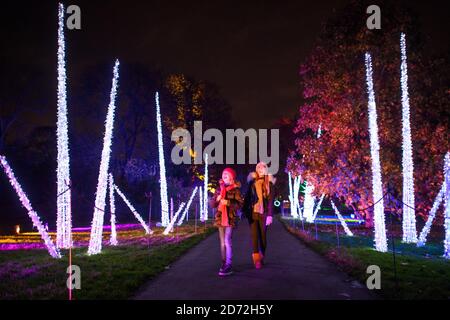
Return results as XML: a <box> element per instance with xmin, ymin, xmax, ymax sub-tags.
<box><xmin>250</xmin><ymin>212</ymin><xmax>267</xmax><ymax>254</ymax></box>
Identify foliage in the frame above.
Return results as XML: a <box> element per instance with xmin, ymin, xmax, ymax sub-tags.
<box><xmin>288</xmin><ymin>1</ymin><xmax>449</xmax><ymax>226</ymax></box>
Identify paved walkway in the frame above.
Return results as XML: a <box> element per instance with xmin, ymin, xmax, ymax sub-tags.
<box><xmin>134</xmin><ymin>217</ymin><xmax>378</xmax><ymax>300</ymax></box>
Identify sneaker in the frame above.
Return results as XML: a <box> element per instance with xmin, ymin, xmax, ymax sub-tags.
<box><xmin>218</xmin><ymin>264</ymin><xmax>233</xmax><ymax>276</ymax></box>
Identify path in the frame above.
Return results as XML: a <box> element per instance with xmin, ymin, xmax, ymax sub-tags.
<box><xmin>134</xmin><ymin>217</ymin><xmax>378</xmax><ymax>300</ymax></box>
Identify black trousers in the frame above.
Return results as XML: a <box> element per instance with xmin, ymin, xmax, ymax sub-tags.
<box><xmin>250</xmin><ymin>212</ymin><xmax>267</xmax><ymax>255</ymax></box>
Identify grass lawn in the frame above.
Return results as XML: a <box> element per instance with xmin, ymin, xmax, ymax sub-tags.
<box><xmin>279</xmin><ymin>216</ymin><xmax>450</xmax><ymax>300</ymax></box>
<box><xmin>0</xmin><ymin>223</ymin><xmax>216</xmax><ymax>299</ymax></box>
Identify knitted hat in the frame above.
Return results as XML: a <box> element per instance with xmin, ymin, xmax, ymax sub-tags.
<box><xmin>222</xmin><ymin>167</ymin><xmax>237</xmax><ymax>180</ymax></box>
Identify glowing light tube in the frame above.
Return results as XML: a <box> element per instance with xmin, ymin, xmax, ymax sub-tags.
<box><xmin>288</xmin><ymin>172</ymin><xmax>295</xmax><ymax>217</ymax></box>
<box><xmin>330</xmin><ymin>199</ymin><xmax>353</xmax><ymax>236</ymax></box>
<box><xmin>155</xmin><ymin>92</ymin><xmax>169</xmax><ymax>227</ymax></box>
<box><xmin>0</xmin><ymin>155</ymin><xmax>61</xmax><ymax>258</ymax></box>
<box><xmin>365</xmin><ymin>52</ymin><xmax>388</xmax><ymax>252</ymax></box>
<box><xmin>88</xmin><ymin>60</ymin><xmax>120</xmax><ymax>255</ymax></box>
<box><xmin>417</xmin><ymin>184</ymin><xmax>444</xmax><ymax>247</ymax></box>
<box><xmin>312</xmin><ymin>193</ymin><xmax>325</xmax><ymax>222</ymax></box>
<box><xmin>114</xmin><ymin>184</ymin><xmax>152</xmax><ymax>235</ymax></box>
<box><xmin>303</xmin><ymin>181</ymin><xmax>316</xmax><ymax>223</ymax></box>
<box><xmin>163</xmin><ymin>202</ymin><xmax>186</xmax><ymax>235</ymax></box>
<box><xmin>202</xmin><ymin>153</ymin><xmax>209</xmax><ymax>221</ymax></box>
<box><xmin>294</xmin><ymin>176</ymin><xmax>302</xmax><ymax>219</ymax></box>
<box><xmin>109</xmin><ymin>173</ymin><xmax>118</xmax><ymax>246</ymax></box>
<box><xmin>177</xmin><ymin>187</ymin><xmax>199</xmax><ymax>226</ymax></box>
<box><xmin>443</xmin><ymin>152</ymin><xmax>450</xmax><ymax>259</ymax></box>
<box><xmin>199</xmin><ymin>186</ymin><xmax>203</xmax><ymax>221</ymax></box>
<box><xmin>56</xmin><ymin>2</ymin><xmax>72</xmax><ymax>249</ymax></box>
<box><xmin>400</xmin><ymin>33</ymin><xmax>418</xmax><ymax>243</ymax></box>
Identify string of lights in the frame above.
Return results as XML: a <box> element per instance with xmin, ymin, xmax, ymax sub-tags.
<box><xmin>56</xmin><ymin>3</ymin><xmax>72</xmax><ymax>249</ymax></box>
<box><xmin>365</xmin><ymin>52</ymin><xmax>388</xmax><ymax>252</ymax></box>
<box><xmin>443</xmin><ymin>152</ymin><xmax>449</xmax><ymax>259</ymax></box>
<box><xmin>303</xmin><ymin>181</ymin><xmax>316</xmax><ymax>222</ymax></box>
<box><xmin>177</xmin><ymin>187</ymin><xmax>199</xmax><ymax>226</ymax></box>
<box><xmin>290</xmin><ymin>175</ymin><xmax>302</xmax><ymax>219</ymax></box>
<box><xmin>288</xmin><ymin>172</ymin><xmax>295</xmax><ymax>218</ymax></box>
<box><xmin>0</xmin><ymin>155</ymin><xmax>61</xmax><ymax>258</ymax></box>
<box><xmin>311</xmin><ymin>193</ymin><xmax>325</xmax><ymax>221</ymax></box>
<box><xmin>417</xmin><ymin>183</ymin><xmax>444</xmax><ymax>247</ymax></box>
<box><xmin>155</xmin><ymin>92</ymin><xmax>169</xmax><ymax>227</ymax></box>
<box><xmin>400</xmin><ymin>33</ymin><xmax>418</xmax><ymax>243</ymax></box>
<box><xmin>114</xmin><ymin>183</ymin><xmax>152</xmax><ymax>235</ymax></box>
<box><xmin>88</xmin><ymin>60</ymin><xmax>120</xmax><ymax>255</ymax></box>
<box><xmin>199</xmin><ymin>186</ymin><xmax>203</xmax><ymax>222</ymax></box>
<box><xmin>202</xmin><ymin>153</ymin><xmax>209</xmax><ymax>221</ymax></box>
<box><xmin>330</xmin><ymin>199</ymin><xmax>353</xmax><ymax>236</ymax></box>
<box><xmin>109</xmin><ymin>173</ymin><xmax>118</xmax><ymax>245</ymax></box>
<box><xmin>164</xmin><ymin>202</ymin><xmax>186</xmax><ymax>235</ymax></box>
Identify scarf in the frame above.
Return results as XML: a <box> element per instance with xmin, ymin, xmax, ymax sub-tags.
<box><xmin>254</xmin><ymin>175</ymin><xmax>270</xmax><ymax>214</ymax></box>
<box><xmin>257</xmin><ymin>176</ymin><xmax>270</xmax><ymax>197</ymax></box>
<box><xmin>219</xmin><ymin>183</ymin><xmax>237</xmax><ymax>227</ymax></box>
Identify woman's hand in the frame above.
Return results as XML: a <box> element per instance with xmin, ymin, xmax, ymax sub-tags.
<box><xmin>217</xmin><ymin>195</ymin><xmax>222</xmax><ymax>201</ymax></box>
<box><xmin>219</xmin><ymin>199</ymin><xmax>229</xmax><ymax>206</ymax></box>
<box><xmin>266</xmin><ymin>216</ymin><xmax>273</xmax><ymax>226</ymax></box>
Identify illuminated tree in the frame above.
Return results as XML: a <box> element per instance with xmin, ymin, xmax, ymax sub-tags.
<box><xmin>290</xmin><ymin>1</ymin><xmax>449</xmax><ymax>227</ymax></box>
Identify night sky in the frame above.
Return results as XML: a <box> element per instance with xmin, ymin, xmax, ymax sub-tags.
<box><xmin>1</xmin><ymin>0</ymin><xmax>449</xmax><ymax>129</ymax></box>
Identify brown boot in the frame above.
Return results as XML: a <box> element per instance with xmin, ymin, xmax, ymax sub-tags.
<box><xmin>252</xmin><ymin>253</ymin><xmax>262</xmax><ymax>269</ymax></box>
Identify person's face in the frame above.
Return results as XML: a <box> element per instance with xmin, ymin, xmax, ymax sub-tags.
<box><xmin>222</xmin><ymin>171</ymin><xmax>233</xmax><ymax>185</ymax></box>
<box><xmin>256</xmin><ymin>164</ymin><xmax>268</xmax><ymax>176</ymax></box>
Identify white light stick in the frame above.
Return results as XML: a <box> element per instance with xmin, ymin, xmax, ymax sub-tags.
<box><xmin>400</xmin><ymin>33</ymin><xmax>418</xmax><ymax>243</ymax></box>
<box><xmin>291</xmin><ymin>175</ymin><xmax>298</xmax><ymax>218</ymax></box>
<box><xmin>312</xmin><ymin>193</ymin><xmax>325</xmax><ymax>221</ymax></box>
<box><xmin>443</xmin><ymin>152</ymin><xmax>450</xmax><ymax>259</ymax></box>
<box><xmin>114</xmin><ymin>184</ymin><xmax>152</xmax><ymax>234</ymax></box>
<box><xmin>294</xmin><ymin>176</ymin><xmax>303</xmax><ymax>219</ymax></box>
<box><xmin>199</xmin><ymin>186</ymin><xmax>203</xmax><ymax>221</ymax></box>
<box><xmin>330</xmin><ymin>199</ymin><xmax>353</xmax><ymax>237</ymax></box>
<box><xmin>0</xmin><ymin>155</ymin><xmax>61</xmax><ymax>258</ymax></box>
<box><xmin>170</xmin><ymin>197</ymin><xmax>174</xmax><ymax>224</ymax></box>
<box><xmin>365</xmin><ymin>52</ymin><xmax>388</xmax><ymax>252</ymax></box>
<box><xmin>109</xmin><ymin>173</ymin><xmax>118</xmax><ymax>245</ymax></box>
<box><xmin>417</xmin><ymin>184</ymin><xmax>444</xmax><ymax>247</ymax></box>
<box><xmin>288</xmin><ymin>172</ymin><xmax>295</xmax><ymax>217</ymax></box>
<box><xmin>164</xmin><ymin>202</ymin><xmax>186</xmax><ymax>235</ymax></box>
<box><xmin>56</xmin><ymin>2</ymin><xmax>72</xmax><ymax>249</ymax></box>
<box><xmin>203</xmin><ymin>153</ymin><xmax>209</xmax><ymax>221</ymax></box>
<box><xmin>88</xmin><ymin>60</ymin><xmax>120</xmax><ymax>255</ymax></box>
<box><xmin>303</xmin><ymin>181</ymin><xmax>316</xmax><ymax>223</ymax></box>
<box><xmin>178</xmin><ymin>187</ymin><xmax>199</xmax><ymax>226</ymax></box>
<box><xmin>155</xmin><ymin>92</ymin><xmax>169</xmax><ymax>227</ymax></box>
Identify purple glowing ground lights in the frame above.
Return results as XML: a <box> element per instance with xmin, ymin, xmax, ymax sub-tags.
<box><xmin>0</xmin><ymin>223</ymin><xmax>145</xmax><ymax>251</ymax></box>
